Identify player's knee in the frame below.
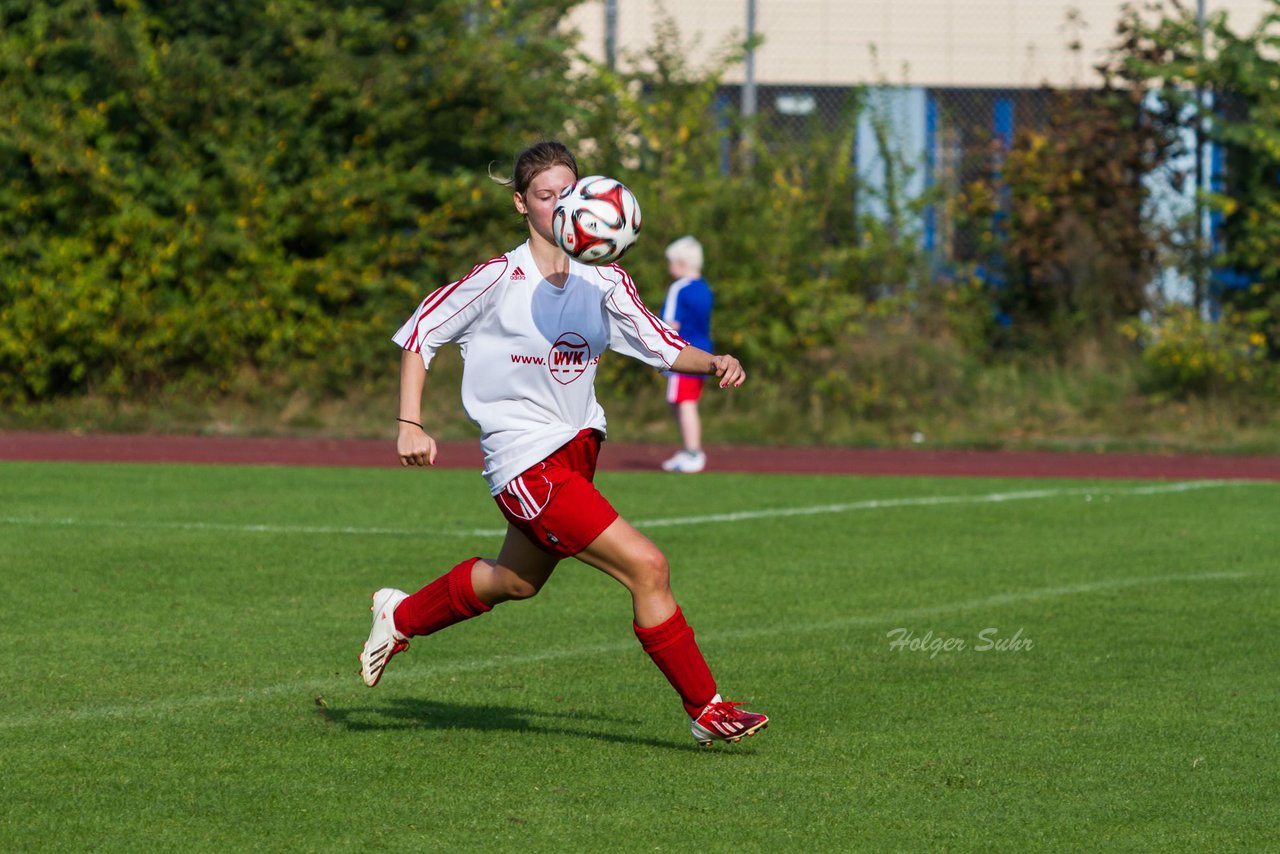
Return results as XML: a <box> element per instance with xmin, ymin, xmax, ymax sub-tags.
<box><xmin>630</xmin><ymin>547</ymin><xmax>670</xmax><ymax>594</ymax></box>
<box><xmin>500</xmin><ymin>573</ymin><xmax>543</xmax><ymax>601</ymax></box>
<box><xmin>487</xmin><ymin>562</ymin><xmax>544</xmax><ymax>602</ymax></box>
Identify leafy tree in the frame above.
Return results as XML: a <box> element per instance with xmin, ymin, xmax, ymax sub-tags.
<box><xmin>0</xmin><ymin>0</ymin><xmax>580</xmax><ymax>401</ymax></box>
<box><xmin>1121</xmin><ymin>1</ymin><xmax>1280</xmax><ymax>338</ymax></box>
<box><xmin>954</xmin><ymin>26</ymin><xmax>1189</xmax><ymax>352</ymax></box>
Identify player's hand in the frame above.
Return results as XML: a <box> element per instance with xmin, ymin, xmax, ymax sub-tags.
<box><xmin>397</xmin><ymin>423</ymin><xmax>437</xmax><ymax>467</ymax></box>
<box><xmin>709</xmin><ymin>354</ymin><xmax>745</xmax><ymax>389</ymax></box>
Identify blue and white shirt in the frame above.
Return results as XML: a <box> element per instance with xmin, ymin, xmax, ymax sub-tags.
<box><xmin>661</xmin><ymin>276</ymin><xmax>713</xmax><ymax>376</ymax></box>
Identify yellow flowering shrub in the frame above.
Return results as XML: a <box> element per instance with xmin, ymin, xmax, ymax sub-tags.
<box><xmin>1126</xmin><ymin>307</ymin><xmax>1273</xmax><ymax>398</ymax></box>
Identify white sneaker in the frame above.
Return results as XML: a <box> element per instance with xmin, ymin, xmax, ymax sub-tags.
<box><xmin>661</xmin><ymin>450</ymin><xmax>706</xmax><ymax>473</ymax></box>
<box><xmin>359</xmin><ymin>588</ymin><xmax>409</xmax><ymax>687</ymax></box>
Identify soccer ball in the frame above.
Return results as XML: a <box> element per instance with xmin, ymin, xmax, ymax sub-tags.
<box><xmin>552</xmin><ymin>175</ymin><xmax>642</xmax><ymax>265</ymax></box>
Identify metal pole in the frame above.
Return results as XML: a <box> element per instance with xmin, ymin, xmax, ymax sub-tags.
<box><xmin>742</xmin><ymin>0</ymin><xmax>757</xmax><ymax>168</ymax></box>
<box><xmin>605</xmin><ymin>0</ymin><xmax>617</xmax><ymax>71</ymax></box>
<box><xmin>1193</xmin><ymin>0</ymin><xmax>1206</xmax><ymax>313</ymax></box>
<box><xmin>743</xmin><ymin>0</ymin><xmax>757</xmax><ymax>120</ymax></box>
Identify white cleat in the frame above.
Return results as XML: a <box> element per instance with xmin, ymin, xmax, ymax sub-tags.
<box><xmin>359</xmin><ymin>588</ymin><xmax>409</xmax><ymax>687</ymax></box>
<box><xmin>661</xmin><ymin>449</ymin><xmax>707</xmax><ymax>473</ymax></box>
<box><xmin>689</xmin><ymin>693</ymin><xmax>770</xmax><ymax>746</ymax></box>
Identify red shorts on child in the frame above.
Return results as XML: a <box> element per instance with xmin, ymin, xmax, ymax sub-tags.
<box><xmin>493</xmin><ymin>429</ymin><xmax>619</xmax><ymax>559</ymax></box>
<box><xmin>666</xmin><ymin>373</ymin><xmax>704</xmax><ymax>404</ymax></box>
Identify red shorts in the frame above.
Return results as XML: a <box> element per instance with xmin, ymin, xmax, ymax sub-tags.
<box><xmin>494</xmin><ymin>429</ymin><xmax>619</xmax><ymax>559</ymax></box>
<box><xmin>666</xmin><ymin>373</ymin><xmax>704</xmax><ymax>404</ymax></box>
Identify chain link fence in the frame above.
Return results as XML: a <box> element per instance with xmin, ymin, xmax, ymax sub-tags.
<box><xmin>717</xmin><ymin>81</ymin><xmax>1069</xmax><ymax>271</ymax></box>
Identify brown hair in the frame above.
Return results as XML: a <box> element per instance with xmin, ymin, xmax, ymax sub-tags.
<box><xmin>497</xmin><ymin>140</ymin><xmax>579</xmax><ymax>195</ymax></box>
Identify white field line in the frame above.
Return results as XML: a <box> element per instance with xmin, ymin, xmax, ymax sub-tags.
<box><xmin>0</xmin><ymin>479</ymin><xmax>1250</xmax><ymax>539</ymax></box>
<box><xmin>0</xmin><ymin>569</ymin><xmax>1255</xmax><ymax>732</ymax></box>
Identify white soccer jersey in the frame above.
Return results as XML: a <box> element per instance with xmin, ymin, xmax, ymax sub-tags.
<box><xmin>393</xmin><ymin>241</ymin><xmax>689</xmax><ymax>494</ymax></box>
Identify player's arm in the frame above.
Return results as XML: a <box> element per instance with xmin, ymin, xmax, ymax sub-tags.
<box><xmin>670</xmin><ymin>345</ymin><xmax>745</xmax><ymax>389</ymax></box>
<box><xmin>397</xmin><ymin>349</ymin><xmax>437</xmax><ymax>467</ymax></box>
<box><xmin>391</xmin><ymin>258</ymin><xmax>506</xmax><ymax>467</ymax></box>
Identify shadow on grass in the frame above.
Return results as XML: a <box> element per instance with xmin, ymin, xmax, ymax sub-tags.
<box><xmin>320</xmin><ymin>696</ymin><xmax>707</xmax><ymax>752</ymax></box>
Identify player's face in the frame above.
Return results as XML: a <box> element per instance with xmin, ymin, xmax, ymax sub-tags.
<box><xmin>514</xmin><ymin>165</ymin><xmax>576</xmax><ymax>249</ymax></box>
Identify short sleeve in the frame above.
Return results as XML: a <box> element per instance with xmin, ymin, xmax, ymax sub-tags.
<box><xmin>600</xmin><ymin>265</ymin><xmax>687</xmax><ymax>369</ymax></box>
<box><xmin>392</xmin><ymin>257</ymin><xmax>508</xmax><ymax>368</ymax></box>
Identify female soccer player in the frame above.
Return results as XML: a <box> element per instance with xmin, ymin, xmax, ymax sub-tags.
<box><xmin>359</xmin><ymin>140</ymin><xmax>768</xmax><ymax>746</ymax></box>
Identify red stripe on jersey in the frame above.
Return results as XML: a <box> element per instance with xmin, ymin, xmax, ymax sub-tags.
<box><xmin>407</xmin><ymin>283</ymin><xmax>461</xmax><ymax>351</ymax></box>
<box><xmin>606</xmin><ymin>289</ymin><xmax>685</xmax><ymax>367</ymax></box>
<box><xmin>616</xmin><ymin>266</ymin><xmax>687</xmax><ymax>349</ymax></box>
<box><xmin>601</xmin><ymin>265</ymin><xmax>688</xmax><ymax>351</ymax></box>
<box><xmin>408</xmin><ymin>257</ymin><xmax>508</xmax><ymax>351</ymax></box>
<box><xmin>415</xmin><ymin>258</ymin><xmax>501</xmax><ymax>329</ymax></box>
<box><xmin>417</xmin><ymin>257</ymin><xmax>507</xmax><ymax>345</ymax></box>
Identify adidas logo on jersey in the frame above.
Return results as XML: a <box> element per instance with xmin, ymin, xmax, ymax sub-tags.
<box><xmin>511</xmin><ymin>266</ymin><xmax>526</xmax><ymax>281</ymax></box>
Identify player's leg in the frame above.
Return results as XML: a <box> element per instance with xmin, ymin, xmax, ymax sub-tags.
<box><xmin>677</xmin><ymin>400</ymin><xmax>702</xmax><ymax>455</ymax></box>
<box><xmin>359</xmin><ymin>524</ymin><xmax>558</xmax><ymax>687</ymax></box>
<box><xmin>575</xmin><ymin>517</ymin><xmax>768</xmax><ymax>743</ymax></box>
<box><xmin>661</xmin><ymin>376</ymin><xmax>685</xmax><ymax>471</ymax></box>
<box><xmin>662</xmin><ymin>379</ymin><xmax>706</xmax><ymax>473</ymax></box>
<box><xmin>574</xmin><ymin>515</ymin><xmax>674</xmax><ymax>627</ymax></box>
<box><xmin>472</xmin><ymin>523</ymin><xmax>560</xmax><ymax>604</ymax></box>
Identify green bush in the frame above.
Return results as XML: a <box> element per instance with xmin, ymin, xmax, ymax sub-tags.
<box><xmin>1125</xmin><ymin>305</ymin><xmax>1273</xmax><ymax>399</ymax></box>
<box><xmin>0</xmin><ymin>0</ymin><xmax>580</xmax><ymax>402</ymax></box>
<box><xmin>1</xmin><ymin>0</ymin><xmax>1276</xmax><ymax>443</ymax></box>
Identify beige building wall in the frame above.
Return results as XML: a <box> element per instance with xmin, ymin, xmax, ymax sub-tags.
<box><xmin>568</xmin><ymin>1</ymin><xmax>1269</xmax><ymax>88</ymax></box>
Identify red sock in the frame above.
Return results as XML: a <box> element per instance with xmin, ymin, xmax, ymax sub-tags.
<box><xmin>634</xmin><ymin>607</ymin><xmax>718</xmax><ymax>717</ymax></box>
<box><xmin>393</xmin><ymin>557</ymin><xmax>492</xmax><ymax>638</ymax></box>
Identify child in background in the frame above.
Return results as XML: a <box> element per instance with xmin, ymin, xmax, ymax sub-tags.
<box><xmin>660</xmin><ymin>236</ymin><xmax>714</xmax><ymax>474</ymax></box>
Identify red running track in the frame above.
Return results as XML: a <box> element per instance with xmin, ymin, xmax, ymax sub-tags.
<box><xmin>2</xmin><ymin>431</ymin><xmax>1278</xmax><ymax>481</ymax></box>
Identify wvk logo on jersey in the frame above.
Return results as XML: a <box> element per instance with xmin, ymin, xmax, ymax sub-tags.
<box><xmin>507</xmin><ymin>332</ymin><xmax>601</xmax><ymax>382</ymax></box>
<box><xmin>548</xmin><ymin>332</ymin><xmax>598</xmax><ymax>384</ymax></box>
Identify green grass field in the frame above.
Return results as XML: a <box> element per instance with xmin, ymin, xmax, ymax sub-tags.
<box><xmin>1</xmin><ymin>461</ymin><xmax>1275</xmax><ymax>851</ymax></box>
